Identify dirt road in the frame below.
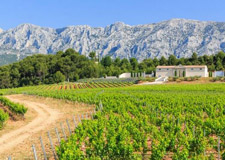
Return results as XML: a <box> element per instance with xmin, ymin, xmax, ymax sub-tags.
<box><xmin>0</xmin><ymin>94</ymin><xmax>94</xmax><ymax>159</ymax></box>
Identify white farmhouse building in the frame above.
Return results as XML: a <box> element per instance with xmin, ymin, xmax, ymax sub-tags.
<box><xmin>156</xmin><ymin>65</ymin><xmax>208</xmax><ymax>77</ymax></box>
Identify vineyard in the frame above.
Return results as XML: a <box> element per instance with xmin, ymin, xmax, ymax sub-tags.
<box><xmin>34</xmin><ymin>82</ymin><xmax>134</xmax><ymax>91</ymax></box>
<box><xmin>1</xmin><ymin>83</ymin><xmax>224</xmax><ymax>159</ymax></box>
<box><xmin>0</xmin><ymin>96</ymin><xmax>27</xmax><ymax>128</ymax></box>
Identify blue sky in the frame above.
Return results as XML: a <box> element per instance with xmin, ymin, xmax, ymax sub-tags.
<box><xmin>0</xmin><ymin>0</ymin><xmax>224</xmax><ymax>30</ymax></box>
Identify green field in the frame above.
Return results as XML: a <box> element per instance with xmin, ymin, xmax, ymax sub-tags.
<box><xmin>1</xmin><ymin>83</ymin><xmax>225</xmax><ymax>159</ymax></box>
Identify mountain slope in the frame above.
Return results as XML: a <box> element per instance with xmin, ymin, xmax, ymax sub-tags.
<box><xmin>1</xmin><ymin>19</ymin><xmax>225</xmax><ymax>65</ymax></box>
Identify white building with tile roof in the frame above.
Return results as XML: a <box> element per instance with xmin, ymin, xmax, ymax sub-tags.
<box><xmin>156</xmin><ymin>65</ymin><xmax>208</xmax><ymax>77</ymax></box>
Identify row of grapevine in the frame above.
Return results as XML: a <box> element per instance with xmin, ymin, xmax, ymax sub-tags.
<box><xmin>0</xmin><ymin>96</ymin><xmax>27</xmax><ymax>115</ymax></box>
<box><xmin>77</xmin><ymin>78</ymin><xmax>138</xmax><ymax>83</ymax></box>
<box><xmin>0</xmin><ymin>107</ymin><xmax>8</xmax><ymax>129</ymax></box>
<box><xmin>33</xmin><ymin>82</ymin><xmax>134</xmax><ymax>91</ymax></box>
<box><xmin>0</xmin><ymin>96</ymin><xmax>27</xmax><ymax>129</ymax></box>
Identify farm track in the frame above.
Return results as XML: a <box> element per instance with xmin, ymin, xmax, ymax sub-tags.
<box><xmin>0</xmin><ymin>95</ymin><xmax>60</xmax><ymax>158</ymax></box>
<box><xmin>0</xmin><ymin>94</ymin><xmax>94</xmax><ymax>159</ymax></box>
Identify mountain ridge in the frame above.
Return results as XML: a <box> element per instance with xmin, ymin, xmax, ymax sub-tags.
<box><xmin>0</xmin><ymin>18</ymin><xmax>225</xmax><ymax>65</ymax></box>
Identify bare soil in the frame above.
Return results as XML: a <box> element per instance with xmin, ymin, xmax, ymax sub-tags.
<box><xmin>0</xmin><ymin>94</ymin><xmax>94</xmax><ymax>160</ymax></box>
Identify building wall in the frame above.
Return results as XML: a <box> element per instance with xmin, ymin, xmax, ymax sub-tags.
<box><xmin>186</xmin><ymin>67</ymin><xmax>207</xmax><ymax>77</ymax></box>
<box><xmin>119</xmin><ymin>73</ymin><xmax>131</xmax><ymax>78</ymax></box>
<box><xmin>156</xmin><ymin>66</ymin><xmax>208</xmax><ymax>77</ymax></box>
<box><xmin>214</xmin><ymin>71</ymin><xmax>225</xmax><ymax>77</ymax></box>
<box><xmin>156</xmin><ymin>68</ymin><xmax>174</xmax><ymax>77</ymax></box>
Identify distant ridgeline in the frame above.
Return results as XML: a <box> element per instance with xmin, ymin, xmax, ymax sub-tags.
<box><xmin>0</xmin><ymin>48</ymin><xmax>224</xmax><ymax>89</ymax></box>
<box><xmin>0</xmin><ymin>53</ymin><xmax>32</xmax><ymax>66</ymax></box>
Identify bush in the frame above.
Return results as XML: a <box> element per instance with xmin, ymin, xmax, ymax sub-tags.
<box><xmin>54</xmin><ymin>71</ymin><xmax>66</xmax><ymax>83</ymax></box>
<box><xmin>0</xmin><ymin>109</ymin><xmax>9</xmax><ymax>129</ymax></box>
<box><xmin>137</xmin><ymin>77</ymin><xmax>156</xmax><ymax>83</ymax></box>
<box><xmin>190</xmin><ymin>77</ymin><xmax>195</xmax><ymax>81</ymax></box>
<box><xmin>145</xmin><ymin>77</ymin><xmax>156</xmax><ymax>82</ymax></box>
<box><xmin>176</xmin><ymin>79</ymin><xmax>182</xmax><ymax>83</ymax></box>
<box><xmin>179</xmin><ymin>77</ymin><xmax>185</xmax><ymax>81</ymax></box>
<box><xmin>168</xmin><ymin>77</ymin><xmax>173</xmax><ymax>82</ymax></box>
<box><xmin>221</xmin><ymin>77</ymin><xmax>225</xmax><ymax>82</ymax></box>
<box><xmin>194</xmin><ymin>76</ymin><xmax>201</xmax><ymax>80</ymax></box>
<box><xmin>183</xmin><ymin>71</ymin><xmax>186</xmax><ymax>77</ymax></box>
<box><xmin>210</xmin><ymin>77</ymin><xmax>224</xmax><ymax>82</ymax></box>
<box><xmin>0</xmin><ymin>97</ymin><xmax>27</xmax><ymax>115</ymax></box>
<box><xmin>173</xmin><ymin>77</ymin><xmax>178</xmax><ymax>81</ymax></box>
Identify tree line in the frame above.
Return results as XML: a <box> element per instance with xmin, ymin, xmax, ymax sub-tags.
<box><xmin>99</xmin><ymin>51</ymin><xmax>225</xmax><ymax>76</ymax></box>
<box><xmin>0</xmin><ymin>48</ymin><xmax>225</xmax><ymax>89</ymax></box>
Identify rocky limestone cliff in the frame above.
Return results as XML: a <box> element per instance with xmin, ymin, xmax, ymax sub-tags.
<box><xmin>1</xmin><ymin>19</ymin><xmax>225</xmax><ymax>63</ymax></box>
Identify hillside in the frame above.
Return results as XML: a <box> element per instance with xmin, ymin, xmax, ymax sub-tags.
<box><xmin>1</xmin><ymin>19</ymin><xmax>225</xmax><ymax>65</ymax></box>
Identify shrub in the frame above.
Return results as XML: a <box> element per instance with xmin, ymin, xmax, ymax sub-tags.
<box><xmin>183</xmin><ymin>71</ymin><xmax>186</xmax><ymax>77</ymax></box>
<box><xmin>179</xmin><ymin>77</ymin><xmax>185</xmax><ymax>81</ymax></box>
<box><xmin>0</xmin><ymin>97</ymin><xmax>27</xmax><ymax>115</ymax></box>
<box><xmin>174</xmin><ymin>71</ymin><xmax>177</xmax><ymax>77</ymax></box>
<box><xmin>190</xmin><ymin>77</ymin><xmax>195</xmax><ymax>81</ymax></box>
<box><xmin>168</xmin><ymin>77</ymin><xmax>173</xmax><ymax>81</ymax></box>
<box><xmin>0</xmin><ymin>109</ymin><xmax>9</xmax><ymax>129</ymax></box>
<box><xmin>146</xmin><ymin>77</ymin><xmax>156</xmax><ymax>82</ymax></box>
<box><xmin>173</xmin><ymin>77</ymin><xmax>178</xmax><ymax>81</ymax></box>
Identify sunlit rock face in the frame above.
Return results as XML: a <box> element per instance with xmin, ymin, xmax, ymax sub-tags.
<box><xmin>1</xmin><ymin>19</ymin><xmax>225</xmax><ymax>62</ymax></box>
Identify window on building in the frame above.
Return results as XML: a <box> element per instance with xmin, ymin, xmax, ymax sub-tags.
<box><xmin>191</xmin><ymin>68</ymin><xmax>194</xmax><ymax>70</ymax></box>
<box><xmin>167</xmin><ymin>69</ymin><xmax>169</xmax><ymax>70</ymax></box>
<box><xmin>159</xmin><ymin>69</ymin><xmax>161</xmax><ymax>71</ymax></box>
<box><xmin>200</xmin><ymin>68</ymin><xmax>202</xmax><ymax>70</ymax></box>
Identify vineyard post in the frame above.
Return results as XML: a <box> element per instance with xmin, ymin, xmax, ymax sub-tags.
<box><xmin>32</xmin><ymin>144</ymin><xmax>38</xmax><ymax>160</ymax></box>
<box><xmin>81</xmin><ymin>114</ymin><xmax>84</xmax><ymax>120</ymax></box>
<box><xmin>73</xmin><ymin>115</ymin><xmax>77</xmax><ymax>128</ymax></box>
<box><xmin>55</xmin><ymin>127</ymin><xmax>61</xmax><ymax>145</ymax></box>
<box><xmin>60</xmin><ymin>122</ymin><xmax>67</xmax><ymax>141</ymax></box>
<box><xmin>47</xmin><ymin>131</ymin><xmax>57</xmax><ymax>160</ymax></box>
<box><xmin>193</xmin><ymin>126</ymin><xmax>195</xmax><ymax>137</ymax></box>
<box><xmin>66</xmin><ymin>119</ymin><xmax>72</xmax><ymax>135</ymax></box>
<box><xmin>86</xmin><ymin>113</ymin><xmax>88</xmax><ymax>119</ymax></box>
<box><xmin>78</xmin><ymin>115</ymin><xmax>81</xmax><ymax>123</ymax></box>
<box><xmin>91</xmin><ymin>112</ymin><xmax>93</xmax><ymax>119</ymax></box>
<box><xmin>218</xmin><ymin>136</ymin><xmax>220</xmax><ymax>160</ymax></box>
<box><xmin>203</xmin><ymin>129</ymin><xmax>206</xmax><ymax>157</ymax></box>
<box><xmin>99</xmin><ymin>100</ymin><xmax>103</xmax><ymax>111</ymax></box>
<box><xmin>40</xmin><ymin>136</ymin><xmax>47</xmax><ymax>160</ymax></box>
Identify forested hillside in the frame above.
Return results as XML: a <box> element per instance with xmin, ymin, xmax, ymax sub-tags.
<box><xmin>0</xmin><ymin>49</ymin><xmax>225</xmax><ymax>89</ymax></box>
